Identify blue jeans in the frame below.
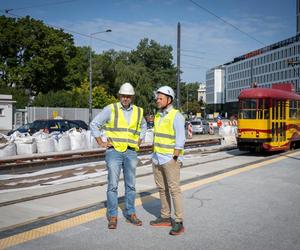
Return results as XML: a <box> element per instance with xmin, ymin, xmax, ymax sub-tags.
<box><xmin>105</xmin><ymin>148</ymin><xmax>138</xmax><ymax>217</ymax></box>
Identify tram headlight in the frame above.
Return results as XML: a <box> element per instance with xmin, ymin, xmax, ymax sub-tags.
<box><xmin>256</xmin><ymin>131</ymin><xmax>259</xmax><ymax>138</ymax></box>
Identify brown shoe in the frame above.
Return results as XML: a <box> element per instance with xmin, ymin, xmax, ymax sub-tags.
<box><xmin>126</xmin><ymin>213</ymin><xmax>142</xmax><ymax>226</ymax></box>
<box><xmin>108</xmin><ymin>216</ymin><xmax>117</xmax><ymax>229</ymax></box>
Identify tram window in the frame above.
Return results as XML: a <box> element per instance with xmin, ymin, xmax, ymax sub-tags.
<box><xmin>282</xmin><ymin>101</ymin><xmax>286</xmax><ymax>119</ymax></box>
<box><xmin>272</xmin><ymin>100</ymin><xmax>277</xmax><ymax>120</ymax></box>
<box><xmin>239</xmin><ymin>99</ymin><xmax>257</xmax><ymax>119</ymax></box>
<box><xmin>289</xmin><ymin>100</ymin><xmax>297</xmax><ymax>119</ymax></box>
<box><xmin>264</xmin><ymin>99</ymin><xmax>270</xmax><ymax>119</ymax></box>
<box><xmin>279</xmin><ymin>101</ymin><xmax>283</xmax><ymax>120</ymax></box>
<box><xmin>258</xmin><ymin>99</ymin><xmax>263</xmax><ymax>119</ymax></box>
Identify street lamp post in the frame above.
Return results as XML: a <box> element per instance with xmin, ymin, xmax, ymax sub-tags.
<box><xmin>186</xmin><ymin>86</ymin><xmax>189</xmax><ymax>113</ymax></box>
<box><xmin>89</xmin><ymin>29</ymin><xmax>112</xmax><ymax>124</ymax></box>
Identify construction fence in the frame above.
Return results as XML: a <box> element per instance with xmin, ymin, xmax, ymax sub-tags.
<box><xmin>15</xmin><ymin>107</ymin><xmax>102</xmax><ymax>127</ymax></box>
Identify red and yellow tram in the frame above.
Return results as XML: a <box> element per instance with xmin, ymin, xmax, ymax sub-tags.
<box><xmin>237</xmin><ymin>83</ymin><xmax>300</xmax><ymax>152</ymax></box>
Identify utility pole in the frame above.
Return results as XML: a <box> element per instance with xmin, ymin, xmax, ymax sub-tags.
<box><xmin>88</xmin><ymin>29</ymin><xmax>112</xmax><ymax>124</ymax></box>
<box><xmin>177</xmin><ymin>22</ymin><xmax>181</xmax><ymax>109</ymax></box>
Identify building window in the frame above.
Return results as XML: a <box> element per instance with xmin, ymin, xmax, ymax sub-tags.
<box><xmin>0</xmin><ymin>108</ymin><xmax>4</xmax><ymax>116</ymax></box>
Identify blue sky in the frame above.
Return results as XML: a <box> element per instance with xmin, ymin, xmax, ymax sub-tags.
<box><xmin>0</xmin><ymin>0</ymin><xmax>297</xmax><ymax>83</ymax></box>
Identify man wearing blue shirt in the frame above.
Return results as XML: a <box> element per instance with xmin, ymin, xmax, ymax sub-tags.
<box><xmin>90</xmin><ymin>82</ymin><xmax>147</xmax><ymax>230</ymax></box>
<box><xmin>150</xmin><ymin>86</ymin><xmax>186</xmax><ymax>236</ymax></box>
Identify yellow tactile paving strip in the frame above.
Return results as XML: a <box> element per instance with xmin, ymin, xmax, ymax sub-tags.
<box><xmin>0</xmin><ymin>151</ymin><xmax>299</xmax><ymax>249</ymax></box>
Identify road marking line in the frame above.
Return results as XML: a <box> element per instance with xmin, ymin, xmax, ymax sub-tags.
<box><xmin>0</xmin><ymin>151</ymin><xmax>299</xmax><ymax>249</ymax></box>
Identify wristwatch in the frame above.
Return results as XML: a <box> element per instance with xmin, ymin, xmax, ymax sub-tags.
<box><xmin>173</xmin><ymin>155</ymin><xmax>178</xmax><ymax>161</ymax></box>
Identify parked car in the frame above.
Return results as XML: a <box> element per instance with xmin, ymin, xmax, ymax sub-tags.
<box><xmin>190</xmin><ymin>119</ymin><xmax>210</xmax><ymax>134</ymax></box>
<box><xmin>69</xmin><ymin>120</ymin><xmax>89</xmax><ymax>130</ymax></box>
<box><xmin>7</xmin><ymin>123</ymin><xmax>32</xmax><ymax>136</ymax></box>
<box><xmin>25</xmin><ymin>119</ymin><xmax>87</xmax><ymax>135</ymax></box>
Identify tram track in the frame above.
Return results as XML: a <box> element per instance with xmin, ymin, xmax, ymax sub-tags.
<box><xmin>0</xmin><ymin>138</ymin><xmax>221</xmax><ymax>173</ymax></box>
<box><xmin>1</xmin><ymin>146</ymin><xmax>298</xmax><ymax>209</ymax></box>
<box><xmin>0</xmin><ymin>148</ymin><xmax>250</xmax><ymax>207</ymax></box>
<box><xmin>1</xmin><ymin>148</ymin><xmax>299</xmax><ymax>236</ymax></box>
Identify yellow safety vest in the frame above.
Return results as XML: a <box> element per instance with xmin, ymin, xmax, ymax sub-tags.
<box><xmin>105</xmin><ymin>103</ymin><xmax>143</xmax><ymax>152</ymax></box>
<box><xmin>153</xmin><ymin>108</ymin><xmax>184</xmax><ymax>155</ymax></box>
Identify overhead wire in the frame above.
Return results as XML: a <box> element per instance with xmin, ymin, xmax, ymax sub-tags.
<box><xmin>4</xmin><ymin>0</ymin><xmax>79</xmax><ymax>12</ymax></box>
<box><xmin>182</xmin><ymin>54</ymin><xmax>204</xmax><ymax>59</ymax></box>
<box><xmin>181</xmin><ymin>48</ymin><xmax>218</xmax><ymax>56</ymax></box>
<box><xmin>0</xmin><ymin>10</ymin><xmax>133</xmax><ymax>50</ymax></box>
<box><xmin>188</xmin><ymin>0</ymin><xmax>266</xmax><ymax>46</ymax></box>
<box><xmin>181</xmin><ymin>61</ymin><xmax>208</xmax><ymax>69</ymax></box>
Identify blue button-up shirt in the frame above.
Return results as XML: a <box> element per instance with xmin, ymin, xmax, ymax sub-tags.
<box><xmin>90</xmin><ymin>102</ymin><xmax>147</xmax><ymax>141</ymax></box>
<box><xmin>152</xmin><ymin>105</ymin><xmax>186</xmax><ymax>165</ymax></box>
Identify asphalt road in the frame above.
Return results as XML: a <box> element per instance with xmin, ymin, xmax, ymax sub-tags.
<box><xmin>6</xmin><ymin>150</ymin><xmax>300</xmax><ymax>250</ymax></box>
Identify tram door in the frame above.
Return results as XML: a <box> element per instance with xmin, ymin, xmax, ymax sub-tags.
<box><xmin>271</xmin><ymin>99</ymin><xmax>286</xmax><ymax>143</ymax></box>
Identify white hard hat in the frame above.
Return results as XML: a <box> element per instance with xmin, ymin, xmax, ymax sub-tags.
<box><xmin>118</xmin><ymin>82</ymin><xmax>135</xmax><ymax>95</ymax></box>
<box><xmin>156</xmin><ymin>86</ymin><xmax>175</xmax><ymax>100</ymax></box>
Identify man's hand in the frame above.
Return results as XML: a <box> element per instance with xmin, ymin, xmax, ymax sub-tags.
<box><xmin>96</xmin><ymin>137</ymin><xmax>111</xmax><ymax>148</ymax></box>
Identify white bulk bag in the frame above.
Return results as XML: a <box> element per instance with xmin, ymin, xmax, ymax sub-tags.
<box><xmin>33</xmin><ymin>131</ymin><xmax>55</xmax><ymax>153</ymax></box>
<box><xmin>52</xmin><ymin>132</ymin><xmax>71</xmax><ymax>152</ymax></box>
<box><xmin>0</xmin><ymin>143</ymin><xmax>17</xmax><ymax>157</ymax></box>
<box><xmin>16</xmin><ymin>142</ymin><xmax>37</xmax><ymax>155</ymax></box>
<box><xmin>0</xmin><ymin>134</ymin><xmax>16</xmax><ymax>157</ymax></box>
<box><xmin>13</xmin><ymin>132</ymin><xmax>37</xmax><ymax>155</ymax></box>
<box><xmin>68</xmin><ymin>128</ymin><xmax>87</xmax><ymax>150</ymax></box>
<box><xmin>85</xmin><ymin>130</ymin><xmax>99</xmax><ymax>149</ymax></box>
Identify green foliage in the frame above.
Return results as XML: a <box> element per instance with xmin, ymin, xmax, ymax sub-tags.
<box><xmin>182</xmin><ymin>82</ymin><xmax>206</xmax><ymax>114</ymax></box>
<box><xmin>32</xmin><ymin>90</ymin><xmax>74</xmax><ymax>107</ymax></box>
<box><xmin>93</xmin><ymin>85</ymin><xmax>117</xmax><ymax>108</ymax></box>
<box><xmin>31</xmin><ymin>80</ymin><xmax>117</xmax><ymax>108</ymax></box>
<box><xmin>0</xmin><ymin>15</ymin><xmax>78</xmax><ymax>94</ymax></box>
<box><xmin>0</xmin><ymin>86</ymin><xmax>29</xmax><ymax>109</ymax></box>
<box><xmin>1</xmin><ymin>15</ymin><xmax>180</xmax><ymax>113</ymax></box>
<box><xmin>64</xmin><ymin>46</ymin><xmax>90</xmax><ymax>89</ymax></box>
<box><xmin>129</xmin><ymin>38</ymin><xmax>177</xmax><ymax>90</ymax></box>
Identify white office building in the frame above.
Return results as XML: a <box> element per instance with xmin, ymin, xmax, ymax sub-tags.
<box><xmin>226</xmin><ymin>34</ymin><xmax>300</xmax><ymax>104</ymax></box>
<box><xmin>206</xmin><ymin>0</ymin><xmax>300</xmax><ymax>116</ymax></box>
<box><xmin>206</xmin><ymin>66</ymin><xmax>225</xmax><ymax>105</ymax></box>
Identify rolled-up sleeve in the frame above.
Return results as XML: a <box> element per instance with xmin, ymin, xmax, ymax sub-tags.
<box><xmin>89</xmin><ymin>105</ymin><xmax>111</xmax><ymax>138</ymax></box>
<box><xmin>173</xmin><ymin>112</ymin><xmax>186</xmax><ymax>149</ymax></box>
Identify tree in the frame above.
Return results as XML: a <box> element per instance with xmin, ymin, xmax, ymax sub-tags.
<box><xmin>114</xmin><ymin>62</ymin><xmax>154</xmax><ymax>113</ymax></box>
<box><xmin>32</xmin><ymin>80</ymin><xmax>117</xmax><ymax>108</ymax></box>
<box><xmin>0</xmin><ymin>15</ymin><xmax>78</xmax><ymax>94</ymax></box>
<box><xmin>129</xmin><ymin>38</ymin><xmax>177</xmax><ymax>90</ymax></box>
<box><xmin>182</xmin><ymin>82</ymin><xmax>204</xmax><ymax>114</ymax></box>
<box><xmin>64</xmin><ymin>46</ymin><xmax>90</xmax><ymax>89</ymax></box>
<box><xmin>32</xmin><ymin>90</ymin><xmax>73</xmax><ymax>107</ymax></box>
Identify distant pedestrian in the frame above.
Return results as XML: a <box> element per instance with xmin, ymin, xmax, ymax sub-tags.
<box><xmin>90</xmin><ymin>82</ymin><xmax>147</xmax><ymax>230</ymax></box>
<box><xmin>150</xmin><ymin>86</ymin><xmax>186</xmax><ymax>236</ymax></box>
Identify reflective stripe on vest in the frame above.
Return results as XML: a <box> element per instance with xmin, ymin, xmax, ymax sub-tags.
<box><xmin>153</xmin><ymin>108</ymin><xmax>183</xmax><ymax>155</ymax></box>
<box><xmin>105</xmin><ymin>103</ymin><xmax>143</xmax><ymax>152</ymax></box>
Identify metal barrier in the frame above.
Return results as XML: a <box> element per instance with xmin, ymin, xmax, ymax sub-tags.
<box><xmin>26</xmin><ymin>107</ymin><xmax>102</xmax><ymax>124</ymax></box>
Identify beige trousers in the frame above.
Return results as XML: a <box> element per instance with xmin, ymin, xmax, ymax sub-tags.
<box><xmin>152</xmin><ymin>160</ymin><xmax>183</xmax><ymax>222</ymax></box>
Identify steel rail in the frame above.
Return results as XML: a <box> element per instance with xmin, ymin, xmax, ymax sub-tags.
<box><xmin>0</xmin><ymin>143</ymin><xmax>238</xmax><ymax>208</ymax></box>
<box><xmin>0</xmin><ymin>138</ymin><xmax>222</xmax><ymax>170</ymax></box>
